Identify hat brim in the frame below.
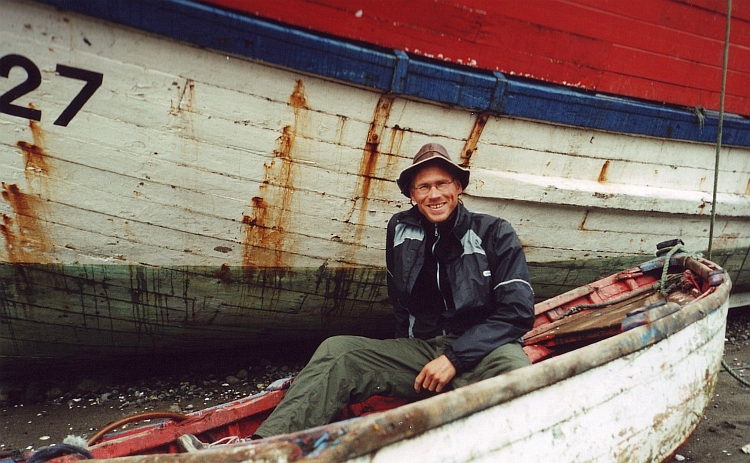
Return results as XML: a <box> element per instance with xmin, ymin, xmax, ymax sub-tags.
<box><xmin>397</xmin><ymin>157</ymin><xmax>470</xmax><ymax>197</ymax></box>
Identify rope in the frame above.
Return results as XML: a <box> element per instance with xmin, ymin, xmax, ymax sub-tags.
<box><xmin>26</xmin><ymin>444</ymin><xmax>93</xmax><ymax>463</ymax></box>
<box><xmin>708</xmin><ymin>0</ymin><xmax>732</xmax><ymax>259</ymax></box>
<box><xmin>208</xmin><ymin>436</ymin><xmax>242</xmax><ymax>447</ymax></box>
<box><xmin>560</xmin><ymin>246</ymin><xmax>686</xmax><ymax>318</ymax></box>
<box><xmin>659</xmin><ymin>244</ymin><xmax>687</xmax><ymax>297</ymax></box>
<box><xmin>87</xmin><ymin>411</ymin><xmax>187</xmax><ymax>446</ymax></box>
<box><xmin>722</xmin><ymin>359</ymin><xmax>750</xmax><ymax>387</ymax></box>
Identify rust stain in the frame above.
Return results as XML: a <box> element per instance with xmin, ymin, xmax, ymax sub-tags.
<box><xmin>18</xmin><ymin>120</ymin><xmax>51</xmax><ymax>192</ymax></box>
<box><xmin>460</xmin><ymin>112</ymin><xmax>489</xmax><ymax>168</ymax></box>
<box><xmin>698</xmin><ymin>200</ymin><xmax>708</xmax><ymax>214</ymax></box>
<box><xmin>17</xmin><ymin>141</ymin><xmax>49</xmax><ymax>176</ymax></box>
<box><xmin>745</xmin><ymin>177</ymin><xmax>750</xmax><ymax>196</ymax></box>
<box><xmin>579</xmin><ymin>210</ymin><xmax>589</xmax><ymax>230</ymax></box>
<box><xmin>0</xmin><ymin>214</ymin><xmax>14</xmax><ymax>261</ymax></box>
<box><xmin>0</xmin><ymin>183</ymin><xmax>49</xmax><ymax>263</ymax></box>
<box><xmin>351</xmin><ymin>94</ymin><xmax>395</xmax><ymax>242</ymax></box>
<box><xmin>387</xmin><ymin>125</ymin><xmax>406</xmax><ymax>157</ymax></box>
<box><xmin>597</xmin><ymin>160</ymin><xmax>610</xmax><ymax>183</ymax></box>
<box><xmin>172</xmin><ymin>78</ymin><xmax>196</xmax><ymax>115</ymax></box>
<box><xmin>243</xmin><ymin>196</ymin><xmax>286</xmax><ymax>254</ymax></box>
<box><xmin>242</xmin><ymin>80</ymin><xmax>308</xmax><ymax>268</ymax></box>
<box><xmin>289</xmin><ymin>79</ymin><xmax>308</xmax><ymax>114</ymax></box>
<box><xmin>214</xmin><ymin>263</ymin><xmax>232</xmax><ymax>284</ymax></box>
<box><xmin>29</xmin><ymin>119</ymin><xmax>44</xmax><ymax>145</ymax></box>
<box><xmin>385</xmin><ymin>124</ymin><xmax>406</xmax><ymax>173</ymax></box>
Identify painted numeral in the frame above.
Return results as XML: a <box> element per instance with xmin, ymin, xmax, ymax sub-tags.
<box><xmin>0</xmin><ymin>54</ymin><xmax>42</xmax><ymax>121</ymax></box>
<box><xmin>0</xmin><ymin>54</ymin><xmax>103</xmax><ymax>126</ymax></box>
<box><xmin>53</xmin><ymin>64</ymin><xmax>103</xmax><ymax>126</ymax></box>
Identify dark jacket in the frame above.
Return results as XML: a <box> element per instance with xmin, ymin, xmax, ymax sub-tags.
<box><xmin>385</xmin><ymin>202</ymin><xmax>535</xmax><ymax>373</ymax></box>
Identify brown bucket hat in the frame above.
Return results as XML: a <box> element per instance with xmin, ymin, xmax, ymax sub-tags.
<box><xmin>396</xmin><ymin>143</ymin><xmax>470</xmax><ymax>197</ymax></box>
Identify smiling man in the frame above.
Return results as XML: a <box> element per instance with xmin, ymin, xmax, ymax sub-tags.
<box><xmin>253</xmin><ymin>143</ymin><xmax>535</xmax><ymax>439</ymax></box>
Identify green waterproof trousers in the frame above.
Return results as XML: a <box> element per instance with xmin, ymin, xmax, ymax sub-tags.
<box><xmin>254</xmin><ymin>334</ymin><xmax>530</xmax><ymax>438</ymax></box>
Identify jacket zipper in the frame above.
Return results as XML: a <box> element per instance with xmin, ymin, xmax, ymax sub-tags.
<box><xmin>433</xmin><ymin>223</ymin><xmax>449</xmax><ymax>336</ymax></box>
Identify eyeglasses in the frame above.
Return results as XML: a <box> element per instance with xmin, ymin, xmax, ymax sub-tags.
<box><xmin>411</xmin><ymin>179</ymin><xmax>456</xmax><ymax>195</ymax></box>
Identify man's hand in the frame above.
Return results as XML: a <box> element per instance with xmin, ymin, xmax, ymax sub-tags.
<box><xmin>414</xmin><ymin>354</ymin><xmax>456</xmax><ymax>393</ymax></box>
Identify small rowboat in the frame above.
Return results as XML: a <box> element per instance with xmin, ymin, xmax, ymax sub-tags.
<box><xmin>22</xmin><ymin>241</ymin><xmax>731</xmax><ymax>463</ymax></box>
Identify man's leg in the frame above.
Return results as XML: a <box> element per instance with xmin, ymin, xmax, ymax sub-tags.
<box><xmin>451</xmin><ymin>341</ymin><xmax>530</xmax><ymax>389</ymax></box>
<box><xmin>254</xmin><ymin>335</ymin><xmax>438</xmax><ymax>438</ymax></box>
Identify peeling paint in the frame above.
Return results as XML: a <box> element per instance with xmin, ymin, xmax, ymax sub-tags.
<box><xmin>171</xmin><ymin>78</ymin><xmax>196</xmax><ymax>115</ymax></box>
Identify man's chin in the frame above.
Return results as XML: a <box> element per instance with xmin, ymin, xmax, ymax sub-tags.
<box><xmin>425</xmin><ymin>212</ymin><xmax>449</xmax><ymax>223</ymax></box>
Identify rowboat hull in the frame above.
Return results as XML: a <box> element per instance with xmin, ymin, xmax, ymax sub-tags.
<box><xmin>20</xmin><ymin>252</ymin><xmax>730</xmax><ymax>463</ymax></box>
<box><xmin>1</xmin><ymin>0</ymin><xmax>749</xmax><ymax>364</ymax></box>
<box><xmin>345</xmin><ymin>288</ymin><xmax>727</xmax><ymax>462</ymax></box>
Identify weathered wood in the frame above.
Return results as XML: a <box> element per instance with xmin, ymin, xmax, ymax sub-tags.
<box><xmin>1</xmin><ymin>0</ymin><xmax>748</xmax><ymax>364</ymax></box>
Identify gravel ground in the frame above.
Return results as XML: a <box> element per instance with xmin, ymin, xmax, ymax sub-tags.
<box><xmin>1</xmin><ymin>309</ymin><xmax>749</xmax><ymax>460</ymax></box>
<box><xmin>677</xmin><ymin>307</ymin><xmax>750</xmax><ymax>462</ymax></box>
<box><xmin>0</xmin><ymin>344</ymin><xmax>314</xmax><ymax>457</ymax></box>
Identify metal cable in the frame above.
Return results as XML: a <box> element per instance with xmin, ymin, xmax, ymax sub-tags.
<box><xmin>708</xmin><ymin>0</ymin><xmax>732</xmax><ymax>259</ymax></box>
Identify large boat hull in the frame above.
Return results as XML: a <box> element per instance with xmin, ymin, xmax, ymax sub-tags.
<box><xmin>1</xmin><ymin>0</ymin><xmax>748</xmax><ymax>363</ymax></box>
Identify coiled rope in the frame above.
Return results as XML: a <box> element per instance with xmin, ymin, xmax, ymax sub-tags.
<box><xmin>658</xmin><ymin>244</ymin><xmax>687</xmax><ymax>298</ymax></box>
<box><xmin>722</xmin><ymin>359</ymin><xmax>750</xmax><ymax>387</ymax></box>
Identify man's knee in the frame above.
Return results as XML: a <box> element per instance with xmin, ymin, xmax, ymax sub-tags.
<box><xmin>483</xmin><ymin>342</ymin><xmax>530</xmax><ymax>376</ymax></box>
<box><xmin>453</xmin><ymin>342</ymin><xmax>529</xmax><ymax>388</ymax></box>
<box><xmin>315</xmin><ymin>335</ymin><xmax>365</xmax><ymax>359</ymax></box>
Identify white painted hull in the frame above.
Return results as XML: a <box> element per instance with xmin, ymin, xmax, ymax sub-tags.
<box><xmin>1</xmin><ymin>0</ymin><xmax>748</xmax><ymax>363</ymax></box>
<box><xmin>347</xmin><ymin>296</ymin><xmax>728</xmax><ymax>462</ymax></box>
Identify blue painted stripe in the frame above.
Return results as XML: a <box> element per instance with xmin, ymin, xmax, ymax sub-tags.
<box><xmin>36</xmin><ymin>0</ymin><xmax>750</xmax><ymax>147</ymax></box>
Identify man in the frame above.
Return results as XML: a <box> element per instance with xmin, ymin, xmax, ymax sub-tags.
<box><xmin>253</xmin><ymin>142</ymin><xmax>535</xmax><ymax>438</ymax></box>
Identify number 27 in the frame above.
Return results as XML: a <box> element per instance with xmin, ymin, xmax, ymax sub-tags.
<box><xmin>0</xmin><ymin>54</ymin><xmax>103</xmax><ymax>127</ymax></box>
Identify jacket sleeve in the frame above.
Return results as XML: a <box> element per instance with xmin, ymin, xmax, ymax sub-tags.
<box><xmin>386</xmin><ymin>214</ymin><xmax>411</xmax><ymax>338</ymax></box>
<box><xmin>443</xmin><ymin>220</ymin><xmax>535</xmax><ymax>372</ymax></box>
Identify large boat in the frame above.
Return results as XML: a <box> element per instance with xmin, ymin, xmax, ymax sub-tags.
<box><xmin>1</xmin><ymin>0</ymin><xmax>748</xmax><ymax>364</ymax></box>
<box><xmin>16</xmin><ymin>247</ymin><xmax>732</xmax><ymax>462</ymax></box>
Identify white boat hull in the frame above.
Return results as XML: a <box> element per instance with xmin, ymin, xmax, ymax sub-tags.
<box><xmin>1</xmin><ymin>0</ymin><xmax>748</xmax><ymax>363</ymax></box>
<box><xmin>348</xmin><ymin>298</ymin><xmax>727</xmax><ymax>462</ymax></box>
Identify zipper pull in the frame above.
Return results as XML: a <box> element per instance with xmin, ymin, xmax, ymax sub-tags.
<box><xmin>434</xmin><ymin>224</ymin><xmax>438</xmax><ymax>237</ymax></box>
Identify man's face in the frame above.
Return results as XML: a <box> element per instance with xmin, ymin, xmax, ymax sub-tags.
<box><xmin>409</xmin><ymin>164</ymin><xmax>463</xmax><ymax>224</ymax></box>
